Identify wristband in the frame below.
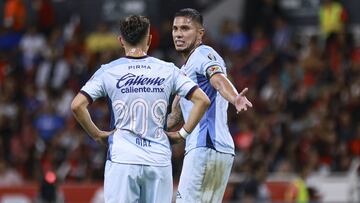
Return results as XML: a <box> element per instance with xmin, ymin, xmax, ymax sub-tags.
<box><xmin>178</xmin><ymin>127</ymin><xmax>190</xmax><ymax>139</ymax></box>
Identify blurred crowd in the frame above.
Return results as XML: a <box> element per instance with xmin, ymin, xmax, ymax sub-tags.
<box><xmin>0</xmin><ymin>0</ymin><xmax>360</xmax><ymax>202</ymax></box>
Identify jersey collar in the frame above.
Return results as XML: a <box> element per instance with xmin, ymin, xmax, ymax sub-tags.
<box><xmin>184</xmin><ymin>43</ymin><xmax>203</xmax><ymax>66</ymax></box>
<box><xmin>125</xmin><ymin>55</ymin><xmax>148</xmax><ymax>59</ymax></box>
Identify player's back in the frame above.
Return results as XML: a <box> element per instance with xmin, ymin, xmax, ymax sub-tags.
<box><xmin>104</xmin><ymin>56</ymin><xmax>171</xmax><ymax>136</ymax></box>
<box><xmin>82</xmin><ymin>55</ymin><xmax>194</xmax><ymax>166</ymax></box>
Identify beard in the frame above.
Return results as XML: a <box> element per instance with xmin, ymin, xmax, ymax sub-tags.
<box><xmin>175</xmin><ymin>39</ymin><xmax>198</xmax><ymax>56</ymax></box>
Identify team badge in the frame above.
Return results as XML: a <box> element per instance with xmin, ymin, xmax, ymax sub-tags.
<box><xmin>207</xmin><ymin>53</ymin><xmax>216</xmax><ymax>61</ymax></box>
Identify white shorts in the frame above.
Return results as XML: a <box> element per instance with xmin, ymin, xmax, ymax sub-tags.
<box><xmin>176</xmin><ymin>147</ymin><xmax>234</xmax><ymax>203</ymax></box>
<box><xmin>104</xmin><ymin>160</ymin><xmax>173</xmax><ymax>203</ymax></box>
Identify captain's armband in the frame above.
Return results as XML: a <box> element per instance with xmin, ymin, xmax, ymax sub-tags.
<box><xmin>205</xmin><ymin>65</ymin><xmax>224</xmax><ymax>79</ymax></box>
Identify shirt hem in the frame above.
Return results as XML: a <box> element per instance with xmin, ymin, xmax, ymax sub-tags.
<box><xmin>185</xmin><ymin>146</ymin><xmax>235</xmax><ymax>156</ymax></box>
<box><xmin>106</xmin><ymin>159</ymin><xmax>171</xmax><ymax>167</ymax></box>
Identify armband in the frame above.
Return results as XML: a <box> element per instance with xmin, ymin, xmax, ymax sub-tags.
<box><xmin>205</xmin><ymin>65</ymin><xmax>223</xmax><ymax>79</ymax></box>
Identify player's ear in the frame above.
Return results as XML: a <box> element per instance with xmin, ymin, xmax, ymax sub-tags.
<box><xmin>118</xmin><ymin>36</ymin><xmax>125</xmax><ymax>48</ymax></box>
<box><xmin>144</xmin><ymin>34</ymin><xmax>152</xmax><ymax>53</ymax></box>
<box><xmin>197</xmin><ymin>28</ymin><xmax>204</xmax><ymax>43</ymax></box>
<box><xmin>147</xmin><ymin>34</ymin><xmax>152</xmax><ymax>47</ymax></box>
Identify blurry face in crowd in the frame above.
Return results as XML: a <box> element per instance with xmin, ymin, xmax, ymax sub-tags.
<box><xmin>172</xmin><ymin>16</ymin><xmax>204</xmax><ymax>56</ymax></box>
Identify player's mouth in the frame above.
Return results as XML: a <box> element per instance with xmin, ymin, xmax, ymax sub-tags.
<box><xmin>175</xmin><ymin>40</ymin><xmax>185</xmax><ymax>47</ymax></box>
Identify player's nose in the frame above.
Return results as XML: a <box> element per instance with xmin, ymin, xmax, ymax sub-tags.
<box><xmin>173</xmin><ymin>30</ymin><xmax>182</xmax><ymax>38</ymax></box>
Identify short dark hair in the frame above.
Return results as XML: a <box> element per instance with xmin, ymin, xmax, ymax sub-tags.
<box><xmin>119</xmin><ymin>15</ymin><xmax>150</xmax><ymax>46</ymax></box>
<box><xmin>174</xmin><ymin>8</ymin><xmax>203</xmax><ymax>26</ymax></box>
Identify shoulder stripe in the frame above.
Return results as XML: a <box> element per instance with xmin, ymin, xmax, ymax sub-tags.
<box><xmin>79</xmin><ymin>90</ymin><xmax>93</xmax><ymax>104</ymax></box>
<box><xmin>185</xmin><ymin>85</ymin><xmax>199</xmax><ymax>100</ymax></box>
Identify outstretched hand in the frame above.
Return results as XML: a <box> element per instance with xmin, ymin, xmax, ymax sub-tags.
<box><xmin>235</xmin><ymin>88</ymin><xmax>253</xmax><ymax>113</ymax></box>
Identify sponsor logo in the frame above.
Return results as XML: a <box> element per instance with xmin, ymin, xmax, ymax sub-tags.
<box><xmin>119</xmin><ymin>86</ymin><xmax>164</xmax><ymax>93</ymax></box>
<box><xmin>116</xmin><ymin>73</ymin><xmax>165</xmax><ymax>93</ymax></box>
<box><xmin>116</xmin><ymin>73</ymin><xmax>165</xmax><ymax>88</ymax></box>
<box><xmin>176</xmin><ymin>191</ymin><xmax>182</xmax><ymax>199</ymax></box>
<box><xmin>128</xmin><ymin>65</ymin><xmax>151</xmax><ymax>70</ymax></box>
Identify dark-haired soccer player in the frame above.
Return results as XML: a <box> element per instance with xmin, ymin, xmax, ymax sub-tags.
<box><xmin>167</xmin><ymin>8</ymin><xmax>253</xmax><ymax>202</ymax></box>
<box><xmin>71</xmin><ymin>15</ymin><xmax>210</xmax><ymax>203</ymax></box>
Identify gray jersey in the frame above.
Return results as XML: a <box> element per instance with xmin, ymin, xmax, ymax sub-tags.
<box><xmin>81</xmin><ymin>56</ymin><xmax>197</xmax><ymax>166</ymax></box>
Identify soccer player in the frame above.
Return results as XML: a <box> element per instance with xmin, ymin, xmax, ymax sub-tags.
<box><xmin>167</xmin><ymin>8</ymin><xmax>253</xmax><ymax>202</ymax></box>
<box><xmin>71</xmin><ymin>15</ymin><xmax>210</xmax><ymax>203</ymax></box>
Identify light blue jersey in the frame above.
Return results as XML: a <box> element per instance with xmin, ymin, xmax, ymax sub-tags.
<box><xmin>81</xmin><ymin>56</ymin><xmax>197</xmax><ymax>166</ymax></box>
<box><xmin>179</xmin><ymin>45</ymin><xmax>235</xmax><ymax>155</ymax></box>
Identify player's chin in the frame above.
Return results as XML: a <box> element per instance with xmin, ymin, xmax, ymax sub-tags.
<box><xmin>175</xmin><ymin>46</ymin><xmax>188</xmax><ymax>53</ymax></box>
<box><xmin>174</xmin><ymin>46</ymin><xmax>184</xmax><ymax>51</ymax></box>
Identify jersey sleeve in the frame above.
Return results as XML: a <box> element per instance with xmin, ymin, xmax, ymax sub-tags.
<box><xmin>80</xmin><ymin>67</ymin><xmax>106</xmax><ymax>103</ymax></box>
<box><xmin>197</xmin><ymin>49</ymin><xmax>225</xmax><ymax>79</ymax></box>
<box><xmin>172</xmin><ymin>65</ymin><xmax>198</xmax><ymax>100</ymax></box>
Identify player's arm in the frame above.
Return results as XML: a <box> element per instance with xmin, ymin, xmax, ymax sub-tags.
<box><xmin>209</xmin><ymin>73</ymin><xmax>253</xmax><ymax>113</ymax></box>
<box><xmin>167</xmin><ymin>87</ymin><xmax>210</xmax><ymax>143</ymax></box>
<box><xmin>166</xmin><ymin>95</ymin><xmax>184</xmax><ymax>131</ymax></box>
<box><xmin>183</xmin><ymin>87</ymin><xmax>210</xmax><ymax>133</ymax></box>
<box><xmin>71</xmin><ymin>93</ymin><xmax>113</xmax><ymax>144</ymax></box>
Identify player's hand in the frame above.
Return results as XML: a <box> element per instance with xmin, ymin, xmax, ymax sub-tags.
<box><xmin>97</xmin><ymin>129</ymin><xmax>116</xmax><ymax>138</ymax></box>
<box><xmin>94</xmin><ymin>129</ymin><xmax>116</xmax><ymax>146</ymax></box>
<box><xmin>165</xmin><ymin>131</ymin><xmax>185</xmax><ymax>145</ymax></box>
<box><xmin>235</xmin><ymin>88</ymin><xmax>253</xmax><ymax>113</ymax></box>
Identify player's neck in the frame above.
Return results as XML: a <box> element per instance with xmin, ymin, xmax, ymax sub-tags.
<box><xmin>125</xmin><ymin>47</ymin><xmax>147</xmax><ymax>57</ymax></box>
<box><xmin>182</xmin><ymin>42</ymin><xmax>202</xmax><ymax>61</ymax></box>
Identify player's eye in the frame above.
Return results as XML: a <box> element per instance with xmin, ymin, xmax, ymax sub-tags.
<box><xmin>181</xmin><ymin>26</ymin><xmax>189</xmax><ymax>31</ymax></box>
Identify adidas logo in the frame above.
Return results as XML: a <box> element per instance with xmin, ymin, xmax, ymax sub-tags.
<box><xmin>176</xmin><ymin>191</ymin><xmax>182</xmax><ymax>199</ymax></box>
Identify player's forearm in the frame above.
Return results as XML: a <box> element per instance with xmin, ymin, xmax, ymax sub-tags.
<box><xmin>72</xmin><ymin>106</ymin><xmax>101</xmax><ymax>139</ymax></box>
<box><xmin>167</xmin><ymin>111</ymin><xmax>184</xmax><ymax>131</ymax></box>
<box><xmin>183</xmin><ymin>102</ymin><xmax>208</xmax><ymax>133</ymax></box>
<box><xmin>71</xmin><ymin>95</ymin><xmax>101</xmax><ymax>139</ymax></box>
<box><xmin>184</xmin><ymin>90</ymin><xmax>210</xmax><ymax>133</ymax></box>
<box><xmin>210</xmin><ymin>74</ymin><xmax>238</xmax><ymax>106</ymax></box>
<box><xmin>166</xmin><ymin>95</ymin><xmax>184</xmax><ymax>131</ymax></box>
<box><xmin>218</xmin><ymin>82</ymin><xmax>238</xmax><ymax>105</ymax></box>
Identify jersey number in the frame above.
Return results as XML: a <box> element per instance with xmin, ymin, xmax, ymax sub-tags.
<box><xmin>112</xmin><ymin>99</ymin><xmax>167</xmax><ymax>137</ymax></box>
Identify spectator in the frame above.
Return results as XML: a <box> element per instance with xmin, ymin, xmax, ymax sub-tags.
<box><xmin>0</xmin><ymin>25</ymin><xmax>22</xmax><ymax>51</ymax></box>
<box><xmin>285</xmin><ymin>165</ymin><xmax>311</xmax><ymax>203</ymax></box>
<box><xmin>19</xmin><ymin>26</ymin><xmax>47</xmax><ymax>73</ymax></box>
<box><xmin>300</xmin><ymin>36</ymin><xmax>325</xmax><ymax>88</ymax></box>
<box><xmin>319</xmin><ymin>0</ymin><xmax>348</xmax><ymax>37</ymax></box>
<box><xmin>272</xmin><ymin>16</ymin><xmax>292</xmax><ymax>52</ymax></box>
<box><xmin>33</xmin><ymin>101</ymin><xmax>65</xmax><ymax>142</ymax></box>
<box><xmin>85</xmin><ymin>22</ymin><xmax>119</xmax><ymax>54</ymax></box>
<box><xmin>32</xmin><ymin>0</ymin><xmax>55</xmax><ymax>36</ymax></box>
<box><xmin>233</xmin><ymin>162</ymin><xmax>270</xmax><ymax>202</ymax></box>
<box><xmin>0</xmin><ymin>158</ymin><xmax>23</xmax><ymax>186</ymax></box>
<box><xmin>35</xmin><ymin>46</ymin><xmax>70</xmax><ymax>91</ymax></box>
<box><xmin>220</xmin><ymin>19</ymin><xmax>249</xmax><ymax>53</ymax></box>
<box><xmin>3</xmin><ymin>0</ymin><xmax>27</xmax><ymax>32</ymax></box>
